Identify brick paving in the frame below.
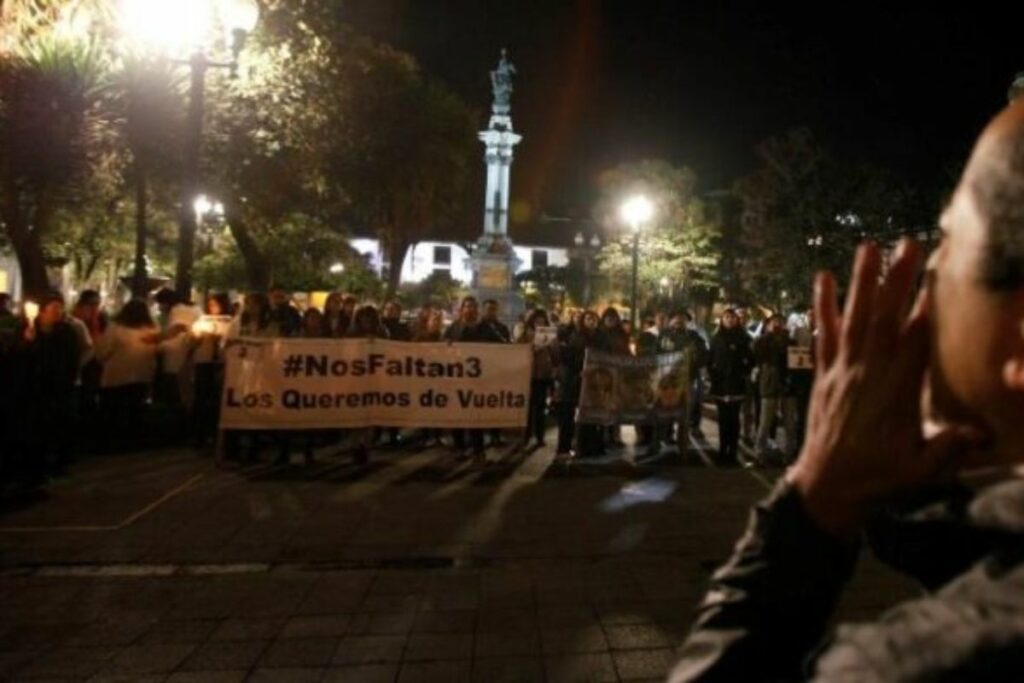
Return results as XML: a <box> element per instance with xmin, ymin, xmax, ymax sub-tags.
<box><xmin>0</xmin><ymin>424</ymin><xmax>919</xmax><ymax>682</ymax></box>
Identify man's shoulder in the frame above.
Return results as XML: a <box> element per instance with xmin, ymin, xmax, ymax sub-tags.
<box><xmin>815</xmin><ymin>558</ymin><xmax>1024</xmax><ymax>681</ymax></box>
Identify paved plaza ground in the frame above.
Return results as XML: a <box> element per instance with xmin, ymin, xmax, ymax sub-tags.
<box><xmin>0</xmin><ymin>422</ymin><xmax>919</xmax><ymax>682</ymax></box>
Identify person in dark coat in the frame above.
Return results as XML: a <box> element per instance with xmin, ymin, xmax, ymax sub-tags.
<box><xmin>21</xmin><ymin>292</ymin><xmax>82</xmax><ymax>477</ymax></box>
<box><xmin>554</xmin><ymin>310</ymin><xmax>604</xmax><ymax>457</ymax></box>
<box><xmin>382</xmin><ymin>300</ymin><xmax>412</xmax><ymax>342</ymax></box>
<box><xmin>708</xmin><ymin>308</ymin><xmax>755</xmax><ymax>466</ymax></box>
<box><xmin>444</xmin><ymin>296</ymin><xmax>504</xmax><ymax>459</ymax></box>
<box><xmin>752</xmin><ymin>314</ymin><xmax>797</xmax><ymax>462</ymax></box>
<box><xmin>269</xmin><ymin>286</ymin><xmax>302</xmax><ymax>338</ymax></box>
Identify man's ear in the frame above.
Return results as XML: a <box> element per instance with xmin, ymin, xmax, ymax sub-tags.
<box><xmin>1004</xmin><ymin>320</ymin><xmax>1024</xmax><ymax>390</ymax></box>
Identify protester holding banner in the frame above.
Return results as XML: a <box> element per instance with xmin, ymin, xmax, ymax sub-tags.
<box><xmin>224</xmin><ymin>293</ymin><xmax>281</xmax><ymax>463</ymax></box>
<box><xmin>321</xmin><ymin>292</ymin><xmax>351</xmax><ymax>338</ymax></box>
<box><xmin>517</xmin><ymin>308</ymin><xmax>555</xmax><ymax>449</ymax></box>
<box><xmin>413</xmin><ymin>308</ymin><xmax>445</xmax><ymax>447</ymax></box>
<box><xmin>189</xmin><ymin>293</ymin><xmax>231</xmax><ymax>447</ymax></box>
<box><xmin>635</xmin><ymin>316</ymin><xmax>664</xmax><ymax>453</ymax></box>
<box><xmin>597</xmin><ymin>307</ymin><xmax>631</xmax><ymax>448</ymax></box>
<box><xmin>709</xmin><ymin>308</ymin><xmax>755</xmax><ymax>467</ymax></box>
<box><xmin>227</xmin><ymin>293</ymin><xmax>280</xmax><ymax>340</ymax></box>
<box><xmin>269</xmin><ymin>286</ymin><xmax>302</xmax><ymax>338</ymax></box>
<box><xmin>555</xmin><ymin>310</ymin><xmax>604</xmax><ymax>457</ymax></box>
<box><xmin>444</xmin><ymin>296</ymin><xmax>508</xmax><ymax>459</ymax></box>
<box><xmin>382</xmin><ymin>301</ymin><xmax>412</xmax><ymax>342</ymax></box>
<box><xmin>345</xmin><ymin>305</ymin><xmax>389</xmax><ymax>464</ymax></box>
<box><xmin>301</xmin><ymin>308</ymin><xmax>325</xmax><ymax>339</ymax></box>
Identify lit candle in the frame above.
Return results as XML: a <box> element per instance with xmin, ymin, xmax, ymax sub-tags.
<box><xmin>24</xmin><ymin>301</ymin><xmax>39</xmax><ymax>322</ymax></box>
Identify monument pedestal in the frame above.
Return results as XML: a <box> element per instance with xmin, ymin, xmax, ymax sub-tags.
<box><xmin>469</xmin><ymin>235</ymin><xmax>524</xmax><ymax>323</ymax></box>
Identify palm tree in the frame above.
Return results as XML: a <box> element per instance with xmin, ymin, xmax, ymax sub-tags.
<box><xmin>0</xmin><ymin>31</ymin><xmax>108</xmax><ymax>297</ymax></box>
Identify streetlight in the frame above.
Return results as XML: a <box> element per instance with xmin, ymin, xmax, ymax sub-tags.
<box><xmin>118</xmin><ymin>0</ymin><xmax>259</xmax><ymax>301</ymax></box>
<box><xmin>620</xmin><ymin>195</ymin><xmax>654</xmax><ymax>329</ymax></box>
<box><xmin>193</xmin><ymin>194</ymin><xmax>225</xmax><ymax>225</ymax></box>
<box><xmin>573</xmin><ymin>231</ymin><xmax>601</xmax><ymax>308</ymax></box>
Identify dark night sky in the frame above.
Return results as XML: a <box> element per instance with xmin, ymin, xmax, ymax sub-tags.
<box><xmin>339</xmin><ymin>1</ymin><xmax>1022</xmax><ymax>237</ymax></box>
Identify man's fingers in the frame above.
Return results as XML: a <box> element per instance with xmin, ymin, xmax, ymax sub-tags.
<box><xmin>841</xmin><ymin>244</ymin><xmax>882</xmax><ymax>361</ymax></box>
<box><xmin>814</xmin><ymin>271</ymin><xmax>839</xmax><ymax>371</ymax></box>
<box><xmin>869</xmin><ymin>240</ymin><xmax>923</xmax><ymax>351</ymax></box>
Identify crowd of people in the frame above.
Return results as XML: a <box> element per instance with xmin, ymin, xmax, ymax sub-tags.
<box><xmin>0</xmin><ymin>283</ymin><xmax>816</xmax><ymax>485</ymax></box>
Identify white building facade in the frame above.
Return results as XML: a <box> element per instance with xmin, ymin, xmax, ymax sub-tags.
<box><xmin>349</xmin><ymin>238</ymin><xmax>568</xmax><ymax>286</ymax></box>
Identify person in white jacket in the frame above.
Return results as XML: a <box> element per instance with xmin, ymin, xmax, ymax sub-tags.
<box><xmin>94</xmin><ymin>300</ymin><xmax>158</xmax><ymax>450</ymax></box>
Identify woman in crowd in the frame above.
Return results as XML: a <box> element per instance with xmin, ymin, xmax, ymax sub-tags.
<box><xmin>598</xmin><ymin>307</ymin><xmax>631</xmax><ymax>448</ymax></box>
<box><xmin>554</xmin><ymin>309</ymin><xmax>603</xmax><ymax>457</ymax></box>
<box><xmin>321</xmin><ymin>293</ymin><xmax>348</xmax><ymax>338</ymax></box>
<box><xmin>190</xmin><ymin>293</ymin><xmax>231</xmax><ymax>448</ymax></box>
<box><xmin>412</xmin><ymin>309</ymin><xmax>445</xmax><ymax>448</ymax></box>
<box><xmin>302</xmin><ymin>307</ymin><xmax>325</xmax><ymax>339</ymax></box>
<box><xmin>345</xmin><ymin>305</ymin><xmax>388</xmax><ymax>464</ymax></box>
<box><xmin>94</xmin><ymin>300</ymin><xmax>159</xmax><ymax>451</ymax></box>
<box><xmin>516</xmin><ymin>308</ymin><xmax>555</xmax><ymax>449</ymax></box>
<box><xmin>228</xmin><ymin>293</ymin><xmax>279</xmax><ymax>339</ymax></box>
<box><xmin>224</xmin><ymin>293</ymin><xmax>280</xmax><ymax>462</ymax></box>
<box><xmin>709</xmin><ymin>308</ymin><xmax>754</xmax><ymax>467</ymax></box>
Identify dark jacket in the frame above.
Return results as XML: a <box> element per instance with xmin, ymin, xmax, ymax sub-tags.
<box><xmin>444</xmin><ymin>320</ymin><xmax>507</xmax><ymax>344</ymax></box>
<box><xmin>554</xmin><ymin>327</ymin><xmax>601</xmax><ymax>403</ymax></box>
<box><xmin>598</xmin><ymin>325</ymin><xmax>632</xmax><ymax>356</ymax></box>
<box><xmin>661</xmin><ymin>326</ymin><xmax>710</xmax><ymax>378</ymax></box>
<box><xmin>25</xmin><ymin>321</ymin><xmax>81</xmax><ymax>394</ymax></box>
<box><xmin>271</xmin><ymin>304</ymin><xmax>302</xmax><ymax>338</ymax></box>
<box><xmin>709</xmin><ymin>326</ymin><xmax>754</xmax><ymax>398</ymax></box>
<box><xmin>753</xmin><ymin>331</ymin><xmax>792</xmax><ymax>398</ymax></box>
<box><xmin>382</xmin><ymin>318</ymin><xmax>412</xmax><ymax>342</ymax></box>
<box><xmin>670</xmin><ymin>478</ymin><xmax>1024</xmax><ymax>682</ymax></box>
<box><xmin>322</xmin><ymin>312</ymin><xmax>351</xmax><ymax>338</ymax></box>
<box><xmin>481</xmin><ymin>318</ymin><xmax>512</xmax><ymax>343</ymax></box>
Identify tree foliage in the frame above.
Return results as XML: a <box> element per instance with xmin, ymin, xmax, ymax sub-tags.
<box><xmin>594</xmin><ymin>160</ymin><xmax>721</xmax><ymax>313</ymax></box>
<box><xmin>733</xmin><ymin>129</ymin><xmax>929</xmax><ymax>309</ymax></box>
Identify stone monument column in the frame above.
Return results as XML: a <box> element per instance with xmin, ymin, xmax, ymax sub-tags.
<box><xmin>469</xmin><ymin>49</ymin><xmax>525</xmax><ymax>320</ymax></box>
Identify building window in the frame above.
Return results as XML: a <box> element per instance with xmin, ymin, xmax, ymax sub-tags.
<box><xmin>433</xmin><ymin>245</ymin><xmax>452</xmax><ymax>266</ymax></box>
<box><xmin>531</xmin><ymin>249</ymin><xmax>548</xmax><ymax>268</ymax></box>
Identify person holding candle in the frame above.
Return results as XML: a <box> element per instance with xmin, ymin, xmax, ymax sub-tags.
<box><xmin>94</xmin><ymin>300</ymin><xmax>159</xmax><ymax>452</ymax></box>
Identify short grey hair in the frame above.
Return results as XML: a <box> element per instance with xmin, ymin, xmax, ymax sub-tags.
<box><xmin>971</xmin><ymin>130</ymin><xmax>1024</xmax><ymax>290</ymax></box>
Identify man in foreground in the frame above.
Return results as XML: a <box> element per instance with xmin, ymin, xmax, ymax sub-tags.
<box><xmin>671</xmin><ymin>100</ymin><xmax>1024</xmax><ymax>680</ymax></box>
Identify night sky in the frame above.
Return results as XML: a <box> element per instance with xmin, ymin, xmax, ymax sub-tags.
<box><xmin>340</xmin><ymin>1</ymin><xmax>1022</xmax><ymax>238</ymax></box>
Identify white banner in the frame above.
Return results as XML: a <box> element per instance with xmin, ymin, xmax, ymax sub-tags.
<box><xmin>220</xmin><ymin>338</ymin><xmax>532</xmax><ymax>430</ymax></box>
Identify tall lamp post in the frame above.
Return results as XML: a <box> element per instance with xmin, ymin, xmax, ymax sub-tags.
<box><xmin>620</xmin><ymin>195</ymin><xmax>654</xmax><ymax>330</ymax></box>
<box><xmin>573</xmin><ymin>232</ymin><xmax>601</xmax><ymax>308</ymax></box>
<box><xmin>119</xmin><ymin>0</ymin><xmax>259</xmax><ymax>301</ymax></box>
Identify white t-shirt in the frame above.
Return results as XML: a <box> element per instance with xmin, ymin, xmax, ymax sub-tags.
<box><xmin>160</xmin><ymin>304</ymin><xmax>201</xmax><ymax>374</ymax></box>
<box><xmin>96</xmin><ymin>323</ymin><xmax>158</xmax><ymax>388</ymax></box>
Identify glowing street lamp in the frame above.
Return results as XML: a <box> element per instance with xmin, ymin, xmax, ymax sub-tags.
<box><xmin>193</xmin><ymin>194</ymin><xmax>225</xmax><ymax>224</ymax></box>
<box><xmin>620</xmin><ymin>195</ymin><xmax>654</xmax><ymax>329</ymax></box>
<box><xmin>118</xmin><ymin>0</ymin><xmax>259</xmax><ymax>301</ymax></box>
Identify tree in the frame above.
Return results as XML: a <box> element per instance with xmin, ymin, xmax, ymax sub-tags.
<box><xmin>594</xmin><ymin>160</ymin><xmax>721</xmax><ymax>314</ymax></box>
<box><xmin>323</xmin><ymin>37</ymin><xmax>477</xmax><ymax>297</ymax></box>
<box><xmin>203</xmin><ymin>8</ymin><xmax>476</xmax><ymax>296</ymax></box>
<box><xmin>734</xmin><ymin>129</ymin><xmax>926</xmax><ymax>309</ymax></box>
<box><xmin>0</xmin><ymin>4</ymin><xmax>109</xmax><ymax>297</ymax></box>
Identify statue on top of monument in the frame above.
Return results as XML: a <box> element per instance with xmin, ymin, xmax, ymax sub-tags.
<box><xmin>490</xmin><ymin>48</ymin><xmax>516</xmax><ymax>113</ymax></box>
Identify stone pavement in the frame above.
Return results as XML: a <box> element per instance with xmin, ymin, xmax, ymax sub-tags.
<box><xmin>0</xmin><ymin>428</ymin><xmax>919</xmax><ymax>682</ymax></box>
